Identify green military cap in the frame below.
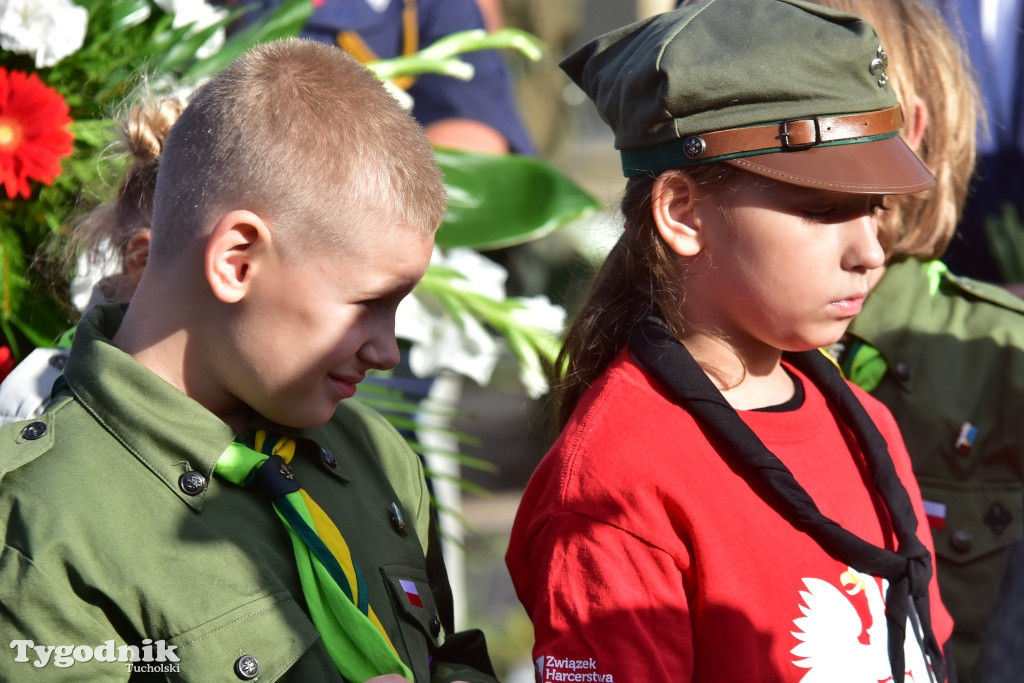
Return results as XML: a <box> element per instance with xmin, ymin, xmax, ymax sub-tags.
<box><xmin>561</xmin><ymin>0</ymin><xmax>935</xmax><ymax>195</ymax></box>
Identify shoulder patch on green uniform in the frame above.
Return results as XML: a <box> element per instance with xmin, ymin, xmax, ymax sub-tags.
<box><xmin>942</xmin><ymin>271</ymin><xmax>1024</xmax><ymax>315</ymax></box>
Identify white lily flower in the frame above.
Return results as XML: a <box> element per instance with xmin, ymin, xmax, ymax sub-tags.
<box><xmin>516</xmin><ymin>347</ymin><xmax>549</xmax><ymax>400</ymax></box>
<box><xmin>395</xmin><ymin>248</ymin><xmax>566</xmax><ymax>395</ymax></box>
<box><xmin>153</xmin><ymin>0</ymin><xmax>227</xmax><ymax>59</ymax></box>
<box><xmin>407</xmin><ymin>310</ymin><xmax>500</xmax><ymax>387</ymax></box>
<box><xmin>396</xmin><ymin>248</ymin><xmax>507</xmax><ymax>385</ymax></box>
<box><xmin>510</xmin><ymin>295</ymin><xmax>566</xmax><ymax>335</ymax></box>
<box><xmin>506</xmin><ymin>297</ymin><xmax>565</xmax><ymax>399</ymax></box>
<box><xmin>394</xmin><ymin>289</ymin><xmax>435</xmax><ymax>348</ymax></box>
<box><xmin>0</xmin><ymin>0</ymin><xmax>88</xmax><ymax>68</ymax></box>
<box><xmin>442</xmin><ymin>247</ymin><xmax>507</xmax><ymax>300</ymax></box>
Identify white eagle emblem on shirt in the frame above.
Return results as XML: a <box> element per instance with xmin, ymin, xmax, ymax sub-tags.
<box><xmin>790</xmin><ymin>567</ymin><xmax>933</xmax><ymax>682</ymax></box>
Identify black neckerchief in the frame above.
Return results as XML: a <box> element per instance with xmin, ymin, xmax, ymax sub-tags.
<box><xmin>628</xmin><ymin>315</ymin><xmax>944</xmax><ymax>683</ymax></box>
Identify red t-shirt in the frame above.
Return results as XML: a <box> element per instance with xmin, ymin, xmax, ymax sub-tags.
<box><xmin>507</xmin><ymin>350</ymin><xmax>953</xmax><ymax>682</ymax></box>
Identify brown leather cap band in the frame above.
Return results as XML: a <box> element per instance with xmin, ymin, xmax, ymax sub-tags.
<box><xmin>681</xmin><ymin>106</ymin><xmax>904</xmax><ymax>161</ymax></box>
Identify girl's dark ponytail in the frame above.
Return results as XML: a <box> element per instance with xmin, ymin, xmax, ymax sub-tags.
<box><xmin>553</xmin><ymin>165</ymin><xmax>736</xmax><ymax>428</ymax></box>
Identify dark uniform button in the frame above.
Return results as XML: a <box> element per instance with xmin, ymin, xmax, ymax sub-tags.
<box><xmin>20</xmin><ymin>421</ymin><xmax>47</xmax><ymax>440</ymax></box>
<box><xmin>430</xmin><ymin>614</ymin><xmax>441</xmax><ymax>637</ymax></box>
<box><xmin>389</xmin><ymin>502</ymin><xmax>408</xmax><ymax>536</ymax></box>
<box><xmin>893</xmin><ymin>361</ymin><xmax>911</xmax><ymax>382</ymax></box>
<box><xmin>178</xmin><ymin>471</ymin><xmax>207</xmax><ymax>496</ymax></box>
<box><xmin>985</xmin><ymin>502</ymin><xmax>1013</xmax><ymax>535</ymax></box>
<box><xmin>234</xmin><ymin>654</ymin><xmax>259</xmax><ymax>680</ymax></box>
<box><xmin>950</xmin><ymin>529</ymin><xmax>974</xmax><ymax>554</ymax></box>
<box><xmin>321</xmin><ymin>447</ymin><xmax>337</xmax><ymax>468</ymax></box>
<box><xmin>48</xmin><ymin>353</ymin><xmax>68</xmax><ymax>370</ymax></box>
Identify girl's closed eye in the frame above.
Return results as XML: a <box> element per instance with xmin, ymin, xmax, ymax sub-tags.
<box><xmin>800</xmin><ymin>196</ymin><xmax>888</xmax><ymax>223</ymax></box>
<box><xmin>801</xmin><ymin>204</ymin><xmax>838</xmax><ymax>221</ymax></box>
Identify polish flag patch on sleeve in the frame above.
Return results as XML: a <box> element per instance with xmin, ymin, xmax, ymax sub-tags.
<box><xmin>400</xmin><ymin>579</ymin><xmax>423</xmax><ymax>607</ymax></box>
<box><xmin>923</xmin><ymin>500</ymin><xmax>947</xmax><ymax>531</ymax></box>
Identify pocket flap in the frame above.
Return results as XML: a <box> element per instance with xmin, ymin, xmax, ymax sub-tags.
<box><xmin>918</xmin><ymin>479</ymin><xmax>1024</xmax><ymax>565</ymax></box>
<box><xmin>166</xmin><ymin>591</ymin><xmax>323</xmax><ymax>682</ymax></box>
<box><xmin>381</xmin><ymin>565</ymin><xmax>443</xmax><ymax>649</ymax></box>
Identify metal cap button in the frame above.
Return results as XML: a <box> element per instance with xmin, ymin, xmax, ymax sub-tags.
<box><xmin>321</xmin><ymin>447</ymin><xmax>337</xmax><ymax>468</ymax></box>
<box><xmin>234</xmin><ymin>654</ymin><xmax>259</xmax><ymax>680</ymax></box>
<box><xmin>178</xmin><ymin>471</ymin><xmax>207</xmax><ymax>496</ymax></box>
<box><xmin>950</xmin><ymin>529</ymin><xmax>973</xmax><ymax>554</ymax></box>
<box><xmin>683</xmin><ymin>135</ymin><xmax>706</xmax><ymax>160</ymax></box>
<box><xmin>20</xmin><ymin>421</ymin><xmax>47</xmax><ymax>440</ymax></box>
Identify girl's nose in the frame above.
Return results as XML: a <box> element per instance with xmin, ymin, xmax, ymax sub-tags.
<box><xmin>843</xmin><ymin>214</ymin><xmax>886</xmax><ymax>273</ymax></box>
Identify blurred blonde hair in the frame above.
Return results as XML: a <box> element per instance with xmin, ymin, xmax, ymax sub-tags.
<box><xmin>807</xmin><ymin>0</ymin><xmax>982</xmax><ymax>260</ymax></box>
<box><xmin>64</xmin><ymin>96</ymin><xmax>185</xmax><ymax>300</ymax></box>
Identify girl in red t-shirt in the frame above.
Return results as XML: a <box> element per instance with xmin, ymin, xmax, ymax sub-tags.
<box><xmin>506</xmin><ymin>1</ymin><xmax>954</xmax><ymax>681</ymax></box>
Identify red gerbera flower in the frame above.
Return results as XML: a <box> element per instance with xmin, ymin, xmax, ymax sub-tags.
<box><xmin>0</xmin><ymin>346</ymin><xmax>13</xmax><ymax>383</ymax></box>
<box><xmin>0</xmin><ymin>67</ymin><xmax>74</xmax><ymax>200</ymax></box>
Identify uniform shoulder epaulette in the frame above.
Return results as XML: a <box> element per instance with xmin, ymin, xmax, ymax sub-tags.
<box><xmin>0</xmin><ymin>413</ymin><xmax>57</xmax><ymax>479</ymax></box>
<box><xmin>942</xmin><ymin>271</ymin><xmax>1024</xmax><ymax>316</ymax></box>
<box><xmin>0</xmin><ymin>394</ymin><xmax>75</xmax><ymax>479</ymax></box>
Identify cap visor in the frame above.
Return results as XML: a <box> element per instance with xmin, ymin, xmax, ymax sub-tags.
<box><xmin>724</xmin><ymin>135</ymin><xmax>935</xmax><ymax>195</ymax></box>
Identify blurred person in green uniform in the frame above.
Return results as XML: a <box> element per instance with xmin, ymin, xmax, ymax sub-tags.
<box><xmin>0</xmin><ymin>39</ymin><xmax>497</xmax><ymax>682</ymax></box>
<box><xmin>807</xmin><ymin>1</ymin><xmax>1024</xmax><ymax>680</ymax></box>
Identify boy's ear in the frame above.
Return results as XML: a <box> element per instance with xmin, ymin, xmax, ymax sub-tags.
<box><xmin>205</xmin><ymin>210</ymin><xmax>271</xmax><ymax>303</ymax></box>
<box><xmin>652</xmin><ymin>170</ymin><xmax>703</xmax><ymax>257</ymax></box>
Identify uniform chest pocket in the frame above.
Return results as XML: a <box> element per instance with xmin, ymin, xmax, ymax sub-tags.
<box><xmin>921</xmin><ymin>480</ymin><xmax>1023</xmax><ymax>564</ymax></box>
<box><xmin>163</xmin><ymin>591</ymin><xmax>330</xmax><ymax>682</ymax></box>
<box><xmin>919</xmin><ymin>480</ymin><xmax>1023</xmax><ymax>643</ymax></box>
<box><xmin>381</xmin><ymin>565</ymin><xmax>444</xmax><ymax>680</ymax></box>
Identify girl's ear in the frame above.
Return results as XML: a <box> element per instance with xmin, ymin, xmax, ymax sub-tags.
<box><xmin>652</xmin><ymin>170</ymin><xmax>704</xmax><ymax>257</ymax></box>
<box><xmin>903</xmin><ymin>94</ymin><xmax>929</xmax><ymax>153</ymax></box>
<box><xmin>125</xmin><ymin>230</ymin><xmax>151</xmax><ymax>288</ymax></box>
<box><xmin>205</xmin><ymin>210</ymin><xmax>271</xmax><ymax>304</ymax></box>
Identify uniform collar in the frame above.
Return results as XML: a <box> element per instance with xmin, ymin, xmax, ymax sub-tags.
<box><xmin>844</xmin><ymin>259</ymin><xmax>940</xmax><ymax>392</ymax></box>
<box><xmin>64</xmin><ymin>303</ymin><xmax>237</xmax><ymax>511</ymax></box>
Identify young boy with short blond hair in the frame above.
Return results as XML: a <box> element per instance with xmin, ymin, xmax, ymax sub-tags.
<box><xmin>0</xmin><ymin>38</ymin><xmax>496</xmax><ymax>683</ymax></box>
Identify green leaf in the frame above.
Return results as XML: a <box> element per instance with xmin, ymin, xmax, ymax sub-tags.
<box><xmin>8</xmin><ymin>311</ymin><xmax>64</xmax><ymax>350</ymax></box>
<box><xmin>368</xmin><ymin>27</ymin><xmax>544</xmax><ymax>83</ymax></box>
<box><xmin>184</xmin><ymin>0</ymin><xmax>315</xmax><ymax>80</ymax></box>
<box><xmin>86</xmin><ymin>0</ymin><xmax>152</xmax><ymax>32</ymax></box>
<box><xmin>369</xmin><ymin>57</ymin><xmax>475</xmax><ymax>82</ymax></box>
<box><xmin>434</xmin><ymin>148</ymin><xmax>600</xmax><ymax>250</ymax></box>
<box><xmin>0</xmin><ymin>226</ymin><xmax>28</xmax><ymax>322</ymax></box>
<box><xmin>417</xmin><ymin>28</ymin><xmax>544</xmax><ymax>63</ymax></box>
<box><xmin>69</xmin><ymin>119</ymin><xmax>118</xmax><ymax>148</ymax></box>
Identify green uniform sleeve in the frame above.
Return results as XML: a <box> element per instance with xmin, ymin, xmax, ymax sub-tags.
<box><xmin>0</xmin><ymin>543</ymin><xmax>130</xmax><ymax>680</ymax></box>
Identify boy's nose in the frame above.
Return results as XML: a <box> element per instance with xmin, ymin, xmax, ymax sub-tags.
<box><xmin>843</xmin><ymin>214</ymin><xmax>886</xmax><ymax>273</ymax></box>
<box><xmin>360</xmin><ymin>330</ymin><xmax>401</xmax><ymax>372</ymax></box>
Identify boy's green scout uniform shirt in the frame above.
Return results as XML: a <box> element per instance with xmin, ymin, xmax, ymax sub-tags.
<box><xmin>0</xmin><ymin>304</ymin><xmax>496</xmax><ymax>682</ymax></box>
<box><xmin>840</xmin><ymin>258</ymin><xmax>1024</xmax><ymax>682</ymax></box>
